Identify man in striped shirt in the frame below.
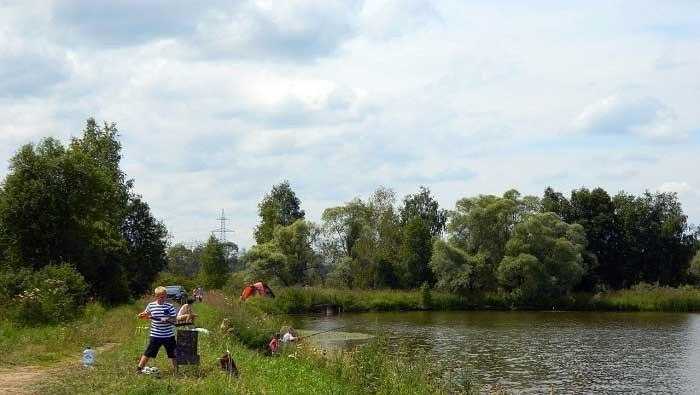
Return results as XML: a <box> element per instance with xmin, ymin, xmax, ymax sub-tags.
<box><xmin>137</xmin><ymin>286</ymin><xmax>178</xmax><ymax>373</ymax></box>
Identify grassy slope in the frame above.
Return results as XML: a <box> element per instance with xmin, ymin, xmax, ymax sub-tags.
<box><xmin>592</xmin><ymin>285</ymin><xmax>700</xmax><ymax>312</ymax></box>
<box><xmin>33</xmin><ymin>302</ymin><xmax>359</xmax><ymax>394</ymax></box>
<box><xmin>0</xmin><ymin>303</ymin><xmax>131</xmax><ymax>367</ymax></box>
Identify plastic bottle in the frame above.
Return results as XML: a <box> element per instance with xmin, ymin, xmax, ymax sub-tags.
<box><xmin>82</xmin><ymin>346</ymin><xmax>95</xmax><ymax>367</ymax></box>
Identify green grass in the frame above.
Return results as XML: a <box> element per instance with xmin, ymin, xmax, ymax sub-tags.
<box><xmin>34</xmin><ymin>302</ymin><xmax>360</xmax><ymax>394</ymax></box>
<box><xmin>0</xmin><ymin>303</ymin><xmax>132</xmax><ymax>367</ymax></box>
<box><xmin>243</xmin><ymin>287</ymin><xmax>480</xmax><ymax>314</ymax></box>
<box><xmin>592</xmin><ymin>284</ymin><xmax>700</xmax><ymax>312</ymax></box>
<box><xmin>32</xmin><ymin>294</ymin><xmax>449</xmax><ymax>394</ymax></box>
<box><xmin>242</xmin><ymin>285</ymin><xmax>700</xmax><ymax>314</ymax></box>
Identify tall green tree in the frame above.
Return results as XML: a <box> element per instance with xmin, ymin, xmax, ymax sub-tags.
<box><xmin>244</xmin><ymin>243</ymin><xmax>288</xmax><ymax>284</ymax></box>
<box><xmin>167</xmin><ymin>244</ymin><xmax>199</xmax><ymax>277</ymax></box>
<box><xmin>246</xmin><ymin>220</ymin><xmax>318</xmax><ymax>286</ymax></box>
<box><xmin>497</xmin><ymin>212</ymin><xmax>587</xmax><ymax>304</ymax></box>
<box><xmin>254</xmin><ymin>181</ymin><xmax>305</xmax><ymax>244</ymax></box>
<box><xmin>320</xmin><ymin>187</ymin><xmax>401</xmax><ymax>289</ymax></box>
<box><xmin>367</xmin><ymin>187</ymin><xmax>402</xmax><ymax>287</ymax></box>
<box><xmin>445</xmin><ymin>192</ymin><xmax>522</xmax><ymax>290</ymax></box>
<box><xmin>0</xmin><ymin>119</ymin><xmax>168</xmax><ymax>303</ymax></box>
<box><xmin>400</xmin><ymin>186</ymin><xmax>447</xmax><ymax>237</ymax></box>
<box><xmin>543</xmin><ymin>186</ymin><xmax>697</xmax><ymax>288</ymax></box>
<box><xmin>397</xmin><ymin>187</ymin><xmax>446</xmax><ymax>288</ymax></box>
<box><xmin>432</xmin><ymin>190</ymin><xmax>543</xmax><ymax>294</ymax></box>
<box><xmin>430</xmin><ymin>240</ymin><xmax>487</xmax><ymax>295</ymax></box>
<box><xmin>121</xmin><ymin>197</ymin><xmax>168</xmax><ymax>296</ymax></box>
<box><xmin>320</xmin><ymin>199</ymin><xmax>369</xmax><ymax>267</ymax></box>
<box><xmin>613</xmin><ymin>191</ymin><xmax>696</xmax><ymax>287</ymax></box>
<box><xmin>199</xmin><ymin>235</ymin><xmax>228</xmax><ymax>288</ymax></box>
<box><xmin>399</xmin><ymin>217</ymin><xmax>433</xmax><ymax>288</ymax></box>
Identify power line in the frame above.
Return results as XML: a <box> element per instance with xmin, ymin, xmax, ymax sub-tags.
<box><xmin>212</xmin><ymin>209</ymin><xmax>234</xmax><ymax>244</ymax></box>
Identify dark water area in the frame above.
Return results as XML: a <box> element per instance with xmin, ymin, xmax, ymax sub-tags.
<box><xmin>294</xmin><ymin>311</ymin><xmax>700</xmax><ymax>393</ymax></box>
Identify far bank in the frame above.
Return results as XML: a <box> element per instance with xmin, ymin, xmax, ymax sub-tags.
<box><xmin>237</xmin><ymin>283</ymin><xmax>700</xmax><ymax>314</ymax></box>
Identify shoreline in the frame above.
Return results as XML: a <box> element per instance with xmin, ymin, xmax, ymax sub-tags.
<box><xmin>238</xmin><ymin>284</ymin><xmax>700</xmax><ymax>314</ymax></box>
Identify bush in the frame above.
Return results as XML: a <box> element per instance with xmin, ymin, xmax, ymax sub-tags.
<box><xmin>13</xmin><ymin>264</ymin><xmax>88</xmax><ymax>325</ymax></box>
<box><xmin>0</xmin><ymin>266</ymin><xmax>32</xmax><ymax>301</ymax></box>
<box><xmin>688</xmin><ymin>252</ymin><xmax>700</xmax><ymax>283</ymax></box>
<box><xmin>420</xmin><ymin>282</ymin><xmax>432</xmax><ymax>309</ymax></box>
<box><xmin>226</xmin><ymin>271</ymin><xmax>247</xmax><ymax>295</ymax></box>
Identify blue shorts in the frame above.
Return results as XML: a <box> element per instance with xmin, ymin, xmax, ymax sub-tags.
<box><xmin>144</xmin><ymin>336</ymin><xmax>176</xmax><ymax>358</ymax></box>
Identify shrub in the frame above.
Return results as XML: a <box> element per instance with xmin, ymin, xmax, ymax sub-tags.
<box><xmin>226</xmin><ymin>271</ymin><xmax>247</xmax><ymax>295</ymax></box>
<box><xmin>0</xmin><ymin>266</ymin><xmax>31</xmax><ymax>301</ymax></box>
<box><xmin>688</xmin><ymin>251</ymin><xmax>700</xmax><ymax>283</ymax></box>
<box><xmin>13</xmin><ymin>264</ymin><xmax>88</xmax><ymax>325</ymax></box>
<box><xmin>420</xmin><ymin>282</ymin><xmax>432</xmax><ymax>309</ymax></box>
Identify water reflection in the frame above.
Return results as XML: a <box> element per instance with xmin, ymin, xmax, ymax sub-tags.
<box><xmin>294</xmin><ymin>311</ymin><xmax>700</xmax><ymax>393</ymax></box>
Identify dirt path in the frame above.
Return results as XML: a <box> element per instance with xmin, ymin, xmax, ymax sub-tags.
<box><xmin>0</xmin><ymin>342</ymin><xmax>118</xmax><ymax>395</ymax></box>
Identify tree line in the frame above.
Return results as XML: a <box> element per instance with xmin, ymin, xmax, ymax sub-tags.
<box><xmin>216</xmin><ymin>181</ymin><xmax>699</xmax><ymax>305</ymax></box>
<box><xmin>0</xmin><ymin>119</ymin><xmax>168</xmax><ymax>320</ymax></box>
<box><xmin>2</xmin><ymin>120</ymin><xmax>698</xmax><ymax>317</ymax></box>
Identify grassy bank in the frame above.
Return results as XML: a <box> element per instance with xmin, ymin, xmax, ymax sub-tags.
<box><xmin>242</xmin><ymin>287</ymin><xmax>482</xmax><ymax>314</ymax></box>
<box><xmin>32</xmin><ymin>293</ymin><xmax>448</xmax><ymax>394</ymax></box>
<box><xmin>35</xmin><ymin>302</ymin><xmax>363</xmax><ymax>394</ymax></box>
<box><xmin>0</xmin><ymin>303</ymin><xmax>133</xmax><ymax>367</ymax></box>
<box><xmin>241</xmin><ymin>285</ymin><xmax>700</xmax><ymax>314</ymax></box>
<box><xmin>214</xmin><ymin>291</ymin><xmax>448</xmax><ymax>393</ymax></box>
<box><xmin>592</xmin><ymin>284</ymin><xmax>700</xmax><ymax>312</ymax></box>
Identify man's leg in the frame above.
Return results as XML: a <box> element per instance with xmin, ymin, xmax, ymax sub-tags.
<box><xmin>139</xmin><ymin>337</ymin><xmax>157</xmax><ymax>372</ymax></box>
<box><xmin>164</xmin><ymin>336</ymin><xmax>178</xmax><ymax>374</ymax></box>
<box><xmin>138</xmin><ymin>355</ymin><xmax>150</xmax><ymax>369</ymax></box>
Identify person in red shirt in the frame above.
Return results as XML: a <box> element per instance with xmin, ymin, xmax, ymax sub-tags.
<box><xmin>268</xmin><ymin>333</ymin><xmax>280</xmax><ymax>355</ymax></box>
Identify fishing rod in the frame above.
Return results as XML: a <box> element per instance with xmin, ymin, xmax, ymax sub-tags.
<box><xmin>139</xmin><ymin>315</ymin><xmax>192</xmax><ymax>326</ymax></box>
<box><xmin>300</xmin><ymin>325</ymin><xmax>348</xmax><ymax>340</ymax></box>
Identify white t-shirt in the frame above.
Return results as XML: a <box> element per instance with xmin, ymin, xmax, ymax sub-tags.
<box><xmin>282</xmin><ymin>332</ymin><xmax>296</xmax><ymax>343</ymax></box>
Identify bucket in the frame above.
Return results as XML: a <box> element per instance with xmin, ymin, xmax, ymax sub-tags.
<box><xmin>176</xmin><ymin>329</ymin><xmax>200</xmax><ymax>365</ymax></box>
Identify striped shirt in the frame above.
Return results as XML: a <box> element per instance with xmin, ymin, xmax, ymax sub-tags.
<box><xmin>146</xmin><ymin>301</ymin><xmax>176</xmax><ymax>338</ymax></box>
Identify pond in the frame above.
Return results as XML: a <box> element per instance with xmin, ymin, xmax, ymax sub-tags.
<box><xmin>293</xmin><ymin>311</ymin><xmax>700</xmax><ymax>393</ymax></box>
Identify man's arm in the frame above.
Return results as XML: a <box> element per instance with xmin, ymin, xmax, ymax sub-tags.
<box><xmin>137</xmin><ymin>303</ymin><xmax>151</xmax><ymax>319</ymax></box>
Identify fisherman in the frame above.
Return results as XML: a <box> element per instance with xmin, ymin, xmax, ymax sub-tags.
<box><xmin>280</xmin><ymin>326</ymin><xmax>299</xmax><ymax>343</ymax></box>
<box><xmin>137</xmin><ymin>286</ymin><xmax>178</xmax><ymax>374</ymax></box>
<box><xmin>177</xmin><ymin>298</ymin><xmax>197</xmax><ymax>324</ymax></box>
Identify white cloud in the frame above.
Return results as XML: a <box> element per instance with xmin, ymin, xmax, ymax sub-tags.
<box><xmin>573</xmin><ymin>95</ymin><xmax>687</xmax><ymax>140</ymax></box>
<box><xmin>191</xmin><ymin>0</ymin><xmax>363</xmax><ymax>61</ymax></box>
<box><xmin>0</xmin><ymin>1</ymin><xmax>699</xmax><ymax>247</ymax></box>
<box><xmin>658</xmin><ymin>181</ymin><xmax>692</xmax><ymax>194</ymax></box>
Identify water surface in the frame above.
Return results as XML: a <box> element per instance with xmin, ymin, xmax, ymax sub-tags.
<box><xmin>294</xmin><ymin>311</ymin><xmax>700</xmax><ymax>393</ymax></box>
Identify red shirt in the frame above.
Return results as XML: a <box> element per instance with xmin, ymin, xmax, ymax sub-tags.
<box><xmin>269</xmin><ymin>338</ymin><xmax>279</xmax><ymax>353</ymax></box>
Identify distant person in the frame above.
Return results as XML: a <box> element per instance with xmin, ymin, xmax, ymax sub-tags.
<box><xmin>194</xmin><ymin>286</ymin><xmax>204</xmax><ymax>302</ymax></box>
<box><xmin>268</xmin><ymin>333</ymin><xmax>280</xmax><ymax>355</ymax></box>
<box><xmin>280</xmin><ymin>326</ymin><xmax>299</xmax><ymax>343</ymax></box>
<box><xmin>137</xmin><ymin>286</ymin><xmax>178</xmax><ymax>374</ymax></box>
<box><xmin>281</xmin><ymin>331</ymin><xmax>298</xmax><ymax>343</ymax></box>
<box><xmin>177</xmin><ymin>298</ymin><xmax>197</xmax><ymax>324</ymax></box>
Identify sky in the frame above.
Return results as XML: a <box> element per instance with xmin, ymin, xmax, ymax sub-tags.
<box><xmin>1</xmin><ymin>0</ymin><xmax>699</xmax><ymax>248</ymax></box>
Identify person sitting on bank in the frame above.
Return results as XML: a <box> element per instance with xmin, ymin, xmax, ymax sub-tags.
<box><xmin>177</xmin><ymin>298</ymin><xmax>197</xmax><ymax>324</ymax></box>
<box><xmin>137</xmin><ymin>286</ymin><xmax>178</xmax><ymax>374</ymax></box>
<box><xmin>281</xmin><ymin>327</ymin><xmax>299</xmax><ymax>343</ymax></box>
<box><xmin>268</xmin><ymin>333</ymin><xmax>280</xmax><ymax>355</ymax></box>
